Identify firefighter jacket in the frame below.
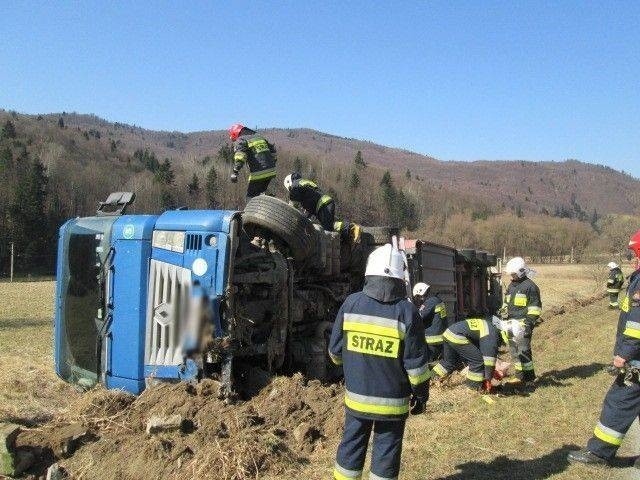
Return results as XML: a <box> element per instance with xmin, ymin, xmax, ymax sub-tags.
<box><xmin>614</xmin><ymin>270</ymin><xmax>640</xmax><ymax>362</ymax></box>
<box><xmin>288</xmin><ymin>178</ymin><xmax>333</xmax><ymax>215</ymax></box>
<box><xmin>419</xmin><ymin>295</ymin><xmax>447</xmax><ymax>346</ymax></box>
<box><xmin>504</xmin><ymin>277</ymin><xmax>542</xmax><ymax>328</ymax></box>
<box><xmin>607</xmin><ymin>267</ymin><xmax>625</xmax><ymax>293</ymax></box>
<box><xmin>444</xmin><ymin>317</ymin><xmax>503</xmax><ymax>381</ymax></box>
<box><xmin>328</xmin><ymin>276</ymin><xmax>430</xmax><ymax>421</ymax></box>
<box><xmin>233</xmin><ymin>133</ymin><xmax>277</xmax><ymax>182</ymax></box>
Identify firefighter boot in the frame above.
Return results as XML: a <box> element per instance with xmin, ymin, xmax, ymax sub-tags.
<box><xmin>567</xmin><ymin>449</ymin><xmax>609</xmax><ymax>466</ymax></box>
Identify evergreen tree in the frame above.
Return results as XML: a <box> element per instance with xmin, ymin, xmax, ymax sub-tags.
<box><xmin>160</xmin><ymin>190</ymin><xmax>176</xmax><ymax>210</ymax></box>
<box><xmin>1</xmin><ymin>120</ymin><xmax>17</xmax><ymax>139</ymax></box>
<box><xmin>58</xmin><ymin>117</ymin><xmax>65</xmax><ymax>128</ymax></box>
<box><xmin>349</xmin><ymin>171</ymin><xmax>360</xmax><ymax>189</ymax></box>
<box><xmin>405</xmin><ymin>169</ymin><xmax>411</xmax><ymax>180</ymax></box>
<box><xmin>217</xmin><ymin>144</ymin><xmax>233</xmax><ymax>164</ymax></box>
<box><xmin>205</xmin><ymin>165</ymin><xmax>218</xmax><ymax>208</ymax></box>
<box><xmin>0</xmin><ymin>147</ymin><xmax>12</xmax><ymax>169</ymax></box>
<box><xmin>293</xmin><ymin>156</ymin><xmax>303</xmax><ymax>173</ymax></box>
<box><xmin>187</xmin><ymin>173</ymin><xmax>200</xmax><ymax>197</ymax></box>
<box><xmin>10</xmin><ymin>155</ymin><xmax>49</xmax><ymax>271</ymax></box>
<box><xmin>154</xmin><ymin>158</ymin><xmax>175</xmax><ymax>184</ymax></box>
<box><xmin>354</xmin><ymin>150</ymin><xmax>366</xmax><ymax>168</ymax></box>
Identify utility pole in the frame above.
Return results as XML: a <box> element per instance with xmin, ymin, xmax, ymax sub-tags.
<box><xmin>502</xmin><ymin>246</ymin><xmax>506</xmax><ymax>264</ymax></box>
<box><xmin>10</xmin><ymin>242</ymin><xmax>14</xmax><ymax>282</ymax></box>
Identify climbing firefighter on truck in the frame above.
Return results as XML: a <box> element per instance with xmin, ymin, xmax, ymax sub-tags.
<box><xmin>284</xmin><ymin>172</ymin><xmax>336</xmax><ymax>231</ymax></box>
<box><xmin>228</xmin><ymin>123</ymin><xmax>277</xmax><ymax>200</ymax></box>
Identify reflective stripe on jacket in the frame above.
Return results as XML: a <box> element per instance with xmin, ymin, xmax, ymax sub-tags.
<box><xmin>607</xmin><ymin>267</ymin><xmax>624</xmax><ymax>292</ymax></box>
<box><xmin>504</xmin><ymin>277</ymin><xmax>542</xmax><ymax>326</ymax></box>
<box><xmin>232</xmin><ymin>133</ymin><xmax>277</xmax><ymax>181</ymax></box>
<box><xmin>614</xmin><ymin>270</ymin><xmax>640</xmax><ymax>361</ymax></box>
<box><xmin>288</xmin><ymin>178</ymin><xmax>333</xmax><ymax>215</ymax></box>
<box><xmin>419</xmin><ymin>296</ymin><xmax>446</xmax><ymax>345</ymax></box>
<box><xmin>443</xmin><ymin>317</ymin><xmax>502</xmax><ymax>380</ymax></box>
<box><xmin>328</xmin><ymin>287</ymin><xmax>430</xmax><ymax>420</ymax></box>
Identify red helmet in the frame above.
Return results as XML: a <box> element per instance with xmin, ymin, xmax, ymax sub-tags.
<box><xmin>229</xmin><ymin>123</ymin><xmax>244</xmax><ymax>141</ymax></box>
<box><xmin>629</xmin><ymin>230</ymin><xmax>640</xmax><ymax>259</ymax></box>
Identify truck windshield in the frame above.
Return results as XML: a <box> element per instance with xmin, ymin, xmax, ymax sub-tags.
<box><xmin>58</xmin><ymin>217</ymin><xmax>116</xmax><ymax>388</ymax></box>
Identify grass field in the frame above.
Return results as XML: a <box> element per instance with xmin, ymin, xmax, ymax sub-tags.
<box><xmin>0</xmin><ymin>265</ymin><xmax>637</xmax><ymax>479</ymax></box>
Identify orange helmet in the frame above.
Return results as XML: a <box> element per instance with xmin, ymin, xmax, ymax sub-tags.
<box><xmin>629</xmin><ymin>230</ymin><xmax>640</xmax><ymax>259</ymax></box>
<box><xmin>229</xmin><ymin>123</ymin><xmax>244</xmax><ymax>141</ymax></box>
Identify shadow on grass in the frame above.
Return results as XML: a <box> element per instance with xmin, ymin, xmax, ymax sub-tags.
<box><xmin>536</xmin><ymin>362</ymin><xmax>607</xmax><ymax>389</ymax></box>
<box><xmin>0</xmin><ymin>317</ymin><xmax>51</xmax><ymax>330</ymax></box>
<box><xmin>435</xmin><ymin>444</ymin><xmax>579</xmax><ymax>480</ymax></box>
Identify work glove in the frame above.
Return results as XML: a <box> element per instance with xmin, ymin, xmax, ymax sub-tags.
<box><xmin>481</xmin><ymin>379</ymin><xmax>493</xmax><ymax>394</ymax></box>
<box><xmin>410</xmin><ymin>394</ymin><xmax>427</xmax><ymax>415</ymax></box>
<box><xmin>230</xmin><ymin>172</ymin><xmax>238</xmax><ymax>183</ymax></box>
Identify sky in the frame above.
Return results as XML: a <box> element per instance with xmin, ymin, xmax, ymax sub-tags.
<box><xmin>0</xmin><ymin>1</ymin><xmax>638</xmax><ymax>172</ymax></box>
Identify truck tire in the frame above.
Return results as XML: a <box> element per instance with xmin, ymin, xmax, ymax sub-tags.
<box><xmin>360</xmin><ymin>226</ymin><xmax>397</xmax><ymax>246</ymax></box>
<box><xmin>243</xmin><ymin>195</ymin><xmax>317</xmax><ymax>264</ymax></box>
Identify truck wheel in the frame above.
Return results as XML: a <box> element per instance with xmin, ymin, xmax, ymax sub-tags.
<box><xmin>243</xmin><ymin>195</ymin><xmax>317</xmax><ymax>264</ymax></box>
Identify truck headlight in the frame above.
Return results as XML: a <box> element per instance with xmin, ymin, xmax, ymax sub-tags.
<box><xmin>152</xmin><ymin>230</ymin><xmax>185</xmax><ymax>253</ymax></box>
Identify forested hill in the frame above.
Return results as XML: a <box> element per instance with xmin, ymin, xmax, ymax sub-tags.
<box><xmin>0</xmin><ymin>109</ymin><xmax>638</xmax><ymax>274</ymax></box>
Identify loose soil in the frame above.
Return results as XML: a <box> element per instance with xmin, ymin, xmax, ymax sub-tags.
<box><xmin>13</xmin><ymin>374</ymin><xmax>345</xmax><ymax>480</ymax></box>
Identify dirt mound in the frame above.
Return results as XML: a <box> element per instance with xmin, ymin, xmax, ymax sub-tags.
<box><xmin>545</xmin><ymin>292</ymin><xmax>606</xmax><ymax>318</ymax></box>
<box><xmin>14</xmin><ymin>374</ymin><xmax>344</xmax><ymax>479</ymax></box>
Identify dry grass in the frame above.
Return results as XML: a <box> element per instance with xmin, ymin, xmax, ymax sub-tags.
<box><xmin>0</xmin><ymin>281</ymin><xmax>80</xmax><ymax>423</ymax></box>
<box><xmin>1</xmin><ymin>268</ymin><xmax>636</xmax><ymax>479</ymax></box>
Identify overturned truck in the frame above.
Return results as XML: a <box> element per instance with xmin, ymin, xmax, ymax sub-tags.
<box><xmin>54</xmin><ymin>193</ymin><xmax>498</xmax><ymax>395</ymax></box>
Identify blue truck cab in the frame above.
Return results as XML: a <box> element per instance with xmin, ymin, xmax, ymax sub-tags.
<box><xmin>55</xmin><ymin>197</ymin><xmax>240</xmax><ymax>394</ymax></box>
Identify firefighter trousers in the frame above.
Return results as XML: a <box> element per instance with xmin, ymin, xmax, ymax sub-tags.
<box><xmin>508</xmin><ymin>324</ymin><xmax>535</xmax><ymax>381</ymax></box>
<box><xmin>317</xmin><ymin>201</ymin><xmax>336</xmax><ymax>231</ymax></box>
<box><xmin>432</xmin><ymin>317</ymin><xmax>463</xmax><ymax>378</ymax></box>
<box><xmin>334</xmin><ymin>412</ymin><xmax>405</xmax><ymax>480</ymax></box>
<box><xmin>587</xmin><ymin>378</ymin><xmax>640</xmax><ymax>460</ymax></box>
<box><xmin>608</xmin><ymin>291</ymin><xmax>620</xmax><ymax>308</ymax></box>
<box><xmin>444</xmin><ymin>341</ymin><xmax>487</xmax><ymax>387</ymax></box>
<box><xmin>246</xmin><ymin>177</ymin><xmax>273</xmax><ymax>199</ymax></box>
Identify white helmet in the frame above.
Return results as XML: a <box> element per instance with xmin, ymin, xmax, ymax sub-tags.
<box><xmin>365</xmin><ymin>244</ymin><xmax>406</xmax><ymax>280</ymax></box>
<box><xmin>412</xmin><ymin>282</ymin><xmax>430</xmax><ymax>297</ymax></box>
<box><xmin>607</xmin><ymin>262</ymin><xmax>619</xmax><ymax>269</ymax></box>
<box><xmin>283</xmin><ymin>174</ymin><xmax>294</xmax><ymax>191</ymax></box>
<box><xmin>504</xmin><ymin>257</ymin><xmax>528</xmax><ymax>278</ymax></box>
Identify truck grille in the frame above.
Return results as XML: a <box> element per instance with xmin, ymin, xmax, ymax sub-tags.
<box><xmin>145</xmin><ymin>260</ymin><xmax>192</xmax><ymax>366</ymax></box>
<box><xmin>185</xmin><ymin>234</ymin><xmax>202</xmax><ymax>251</ymax></box>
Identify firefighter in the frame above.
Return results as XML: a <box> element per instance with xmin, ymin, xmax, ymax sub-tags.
<box><xmin>568</xmin><ymin>230</ymin><xmax>640</xmax><ymax>467</ymax></box>
<box><xmin>328</xmin><ymin>243</ymin><xmax>430</xmax><ymax>480</ymax></box>
<box><xmin>284</xmin><ymin>173</ymin><xmax>335</xmax><ymax>231</ymax></box>
<box><xmin>412</xmin><ymin>282</ymin><xmax>447</xmax><ymax>362</ymax></box>
<box><xmin>432</xmin><ymin>314</ymin><xmax>504</xmax><ymax>391</ymax></box>
<box><xmin>228</xmin><ymin>124</ymin><xmax>277</xmax><ymax>199</ymax></box>
<box><xmin>502</xmin><ymin>256</ymin><xmax>542</xmax><ymax>383</ymax></box>
<box><xmin>606</xmin><ymin>261</ymin><xmax>624</xmax><ymax>309</ymax></box>
<box><xmin>333</xmin><ymin>220</ymin><xmax>362</xmax><ymax>244</ymax></box>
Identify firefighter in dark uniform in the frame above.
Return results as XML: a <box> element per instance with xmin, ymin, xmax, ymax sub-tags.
<box><xmin>284</xmin><ymin>172</ymin><xmax>335</xmax><ymax>231</ymax></box>
<box><xmin>607</xmin><ymin>261</ymin><xmax>624</xmax><ymax>309</ymax></box>
<box><xmin>568</xmin><ymin>230</ymin><xmax>640</xmax><ymax>467</ymax></box>
<box><xmin>432</xmin><ymin>314</ymin><xmax>505</xmax><ymax>391</ymax></box>
<box><xmin>228</xmin><ymin>123</ymin><xmax>277</xmax><ymax>200</ymax></box>
<box><xmin>329</xmin><ymin>244</ymin><xmax>430</xmax><ymax>480</ymax></box>
<box><xmin>412</xmin><ymin>282</ymin><xmax>447</xmax><ymax>362</ymax></box>
<box><xmin>502</xmin><ymin>256</ymin><xmax>542</xmax><ymax>383</ymax></box>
